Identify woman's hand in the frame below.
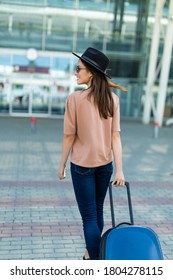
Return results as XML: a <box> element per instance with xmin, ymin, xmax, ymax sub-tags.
<box><xmin>57</xmin><ymin>165</ymin><xmax>66</xmax><ymax>180</ymax></box>
<box><xmin>57</xmin><ymin>134</ymin><xmax>75</xmax><ymax>180</ymax></box>
<box><xmin>112</xmin><ymin>171</ymin><xmax>125</xmax><ymax>186</ymax></box>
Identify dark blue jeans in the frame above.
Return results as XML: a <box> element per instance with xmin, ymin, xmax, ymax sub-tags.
<box><xmin>70</xmin><ymin>162</ymin><xmax>113</xmax><ymax>260</ymax></box>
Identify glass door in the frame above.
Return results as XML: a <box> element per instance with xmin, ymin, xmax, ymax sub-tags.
<box><xmin>50</xmin><ymin>81</ymin><xmax>69</xmax><ymax>115</ymax></box>
<box><xmin>11</xmin><ymin>83</ymin><xmax>29</xmax><ymax>113</ymax></box>
<box><xmin>30</xmin><ymin>84</ymin><xmax>49</xmax><ymax>114</ymax></box>
<box><xmin>0</xmin><ymin>80</ymin><xmax>10</xmax><ymax>114</ymax></box>
<box><xmin>10</xmin><ymin>73</ymin><xmax>50</xmax><ymax>116</ymax></box>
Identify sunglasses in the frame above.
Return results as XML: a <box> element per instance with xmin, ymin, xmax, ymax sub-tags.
<box><xmin>75</xmin><ymin>66</ymin><xmax>87</xmax><ymax>73</ymax></box>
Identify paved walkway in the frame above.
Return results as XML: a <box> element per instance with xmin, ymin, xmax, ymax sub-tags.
<box><xmin>0</xmin><ymin>116</ymin><xmax>172</xmax><ymax>260</ymax></box>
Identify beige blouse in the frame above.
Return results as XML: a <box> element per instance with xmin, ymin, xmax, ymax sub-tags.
<box><xmin>64</xmin><ymin>89</ymin><xmax>120</xmax><ymax>167</ymax></box>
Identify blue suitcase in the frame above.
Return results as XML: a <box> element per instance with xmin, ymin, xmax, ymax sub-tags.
<box><xmin>99</xmin><ymin>182</ymin><xmax>164</xmax><ymax>260</ymax></box>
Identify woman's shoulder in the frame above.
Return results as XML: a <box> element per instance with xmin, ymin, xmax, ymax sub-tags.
<box><xmin>68</xmin><ymin>90</ymin><xmax>84</xmax><ymax>97</ymax></box>
<box><xmin>111</xmin><ymin>92</ymin><xmax>119</xmax><ymax>104</ymax></box>
<box><xmin>67</xmin><ymin>89</ymin><xmax>88</xmax><ymax>101</ymax></box>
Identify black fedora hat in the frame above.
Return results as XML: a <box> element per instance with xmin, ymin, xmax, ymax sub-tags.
<box><xmin>72</xmin><ymin>47</ymin><xmax>111</xmax><ymax>79</ymax></box>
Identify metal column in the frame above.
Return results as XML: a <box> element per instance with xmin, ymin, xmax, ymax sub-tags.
<box><xmin>156</xmin><ymin>0</ymin><xmax>173</xmax><ymax>126</ymax></box>
<box><xmin>142</xmin><ymin>0</ymin><xmax>165</xmax><ymax>124</ymax></box>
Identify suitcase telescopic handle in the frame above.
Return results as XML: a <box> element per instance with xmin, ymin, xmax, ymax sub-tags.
<box><xmin>108</xmin><ymin>181</ymin><xmax>134</xmax><ymax>227</ymax></box>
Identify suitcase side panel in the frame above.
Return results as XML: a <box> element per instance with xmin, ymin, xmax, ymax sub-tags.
<box><xmin>100</xmin><ymin>225</ymin><xmax>164</xmax><ymax>260</ymax></box>
<box><xmin>99</xmin><ymin>223</ymin><xmax>131</xmax><ymax>260</ymax></box>
<box><xmin>99</xmin><ymin>228</ymin><xmax>112</xmax><ymax>260</ymax></box>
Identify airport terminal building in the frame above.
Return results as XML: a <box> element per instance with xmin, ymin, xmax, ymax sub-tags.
<box><xmin>0</xmin><ymin>0</ymin><xmax>173</xmax><ymax>125</ymax></box>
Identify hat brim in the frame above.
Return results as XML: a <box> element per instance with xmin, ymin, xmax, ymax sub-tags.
<box><xmin>72</xmin><ymin>52</ymin><xmax>111</xmax><ymax>79</ymax></box>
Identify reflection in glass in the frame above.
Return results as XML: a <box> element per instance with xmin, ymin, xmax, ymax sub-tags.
<box><xmin>0</xmin><ymin>82</ymin><xmax>10</xmax><ymax>113</ymax></box>
<box><xmin>51</xmin><ymin>84</ymin><xmax>69</xmax><ymax>115</ymax></box>
<box><xmin>11</xmin><ymin>84</ymin><xmax>29</xmax><ymax>113</ymax></box>
<box><xmin>31</xmin><ymin>85</ymin><xmax>49</xmax><ymax>114</ymax></box>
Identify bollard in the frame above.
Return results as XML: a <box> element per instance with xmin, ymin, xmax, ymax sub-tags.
<box><xmin>154</xmin><ymin>121</ymin><xmax>159</xmax><ymax>139</ymax></box>
<box><xmin>30</xmin><ymin>117</ymin><xmax>37</xmax><ymax>134</ymax></box>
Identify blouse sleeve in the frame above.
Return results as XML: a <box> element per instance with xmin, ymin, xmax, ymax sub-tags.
<box><xmin>112</xmin><ymin>94</ymin><xmax>121</xmax><ymax>132</ymax></box>
<box><xmin>63</xmin><ymin>94</ymin><xmax>76</xmax><ymax>135</ymax></box>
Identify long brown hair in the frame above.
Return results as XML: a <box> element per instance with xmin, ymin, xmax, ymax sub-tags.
<box><xmin>83</xmin><ymin>61</ymin><xmax>114</xmax><ymax>119</ymax></box>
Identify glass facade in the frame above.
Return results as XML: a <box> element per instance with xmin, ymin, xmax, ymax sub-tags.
<box><xmin>0</xmin><ymin>0</ymin><xmax>172</xmax><ymax>118</ymax></box>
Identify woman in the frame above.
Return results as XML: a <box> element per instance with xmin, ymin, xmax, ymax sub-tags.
<box><xmin>57</xmin><ymin>47</ymin><xmax>126</xmax><ymax>260</ymax></box>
